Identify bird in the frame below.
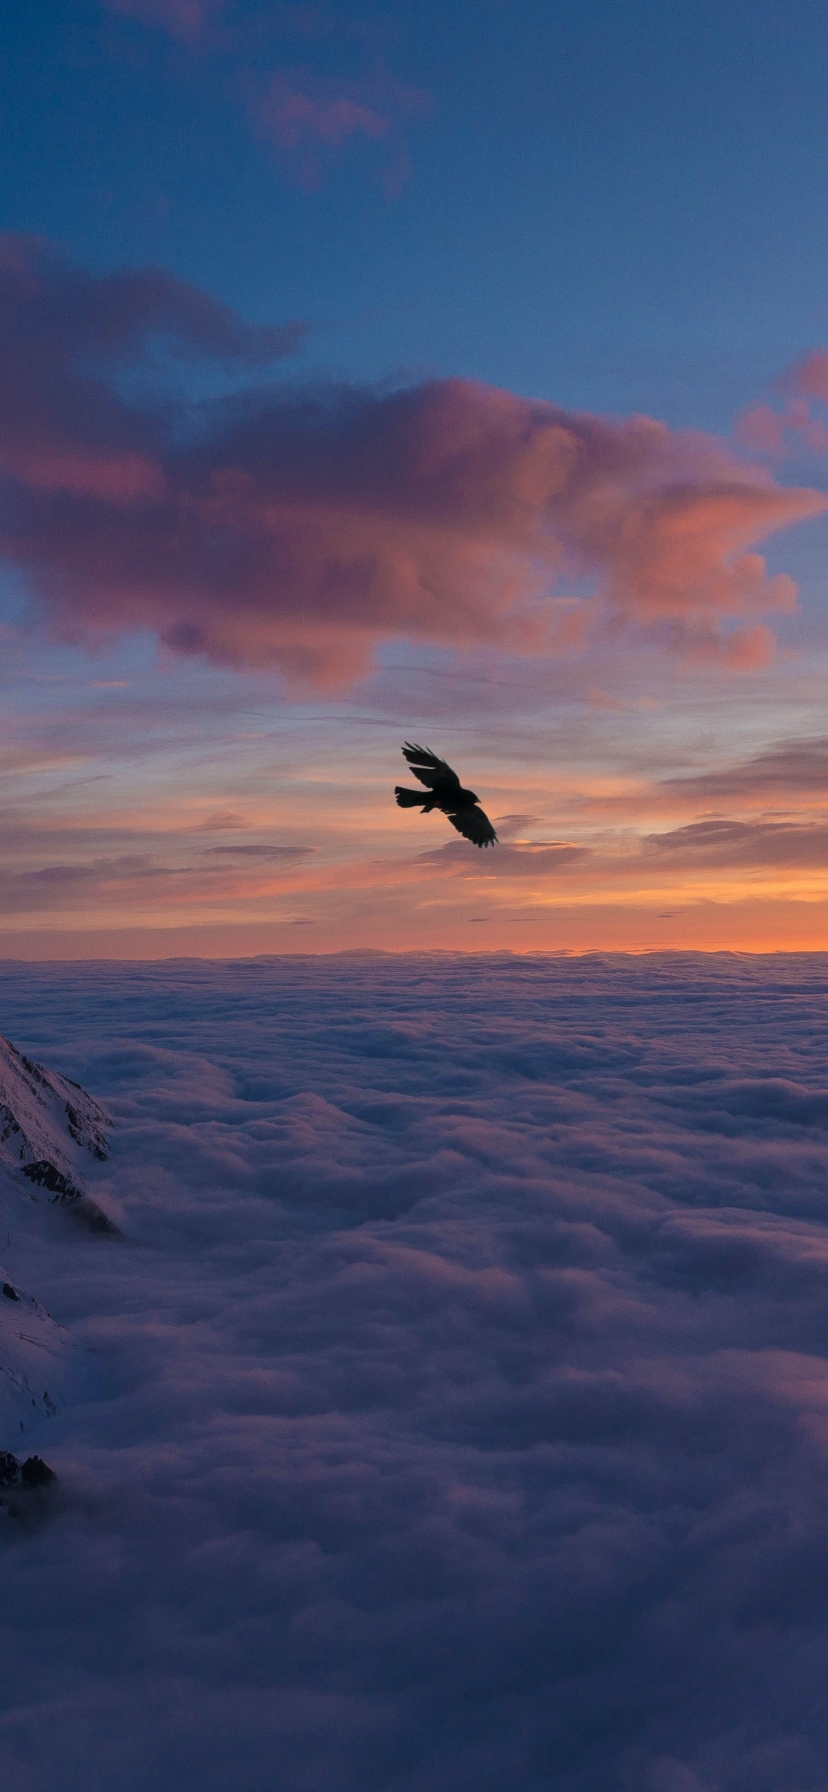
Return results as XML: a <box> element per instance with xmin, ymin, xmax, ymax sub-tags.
<box><xmin>394</xmin><ymin>743</ymin><xmax>498</xmax><ymax>848</ymax></box>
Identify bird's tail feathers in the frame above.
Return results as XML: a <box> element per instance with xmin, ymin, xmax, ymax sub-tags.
<box><xmin>395</xmin><ymin>786</ymin><xmax>430</xmax><ymax>808</ymax></box>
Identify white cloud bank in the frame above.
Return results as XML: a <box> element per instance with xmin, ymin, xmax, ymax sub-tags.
<box><xmin>1</xmin><ymin>953</ymin><xmax>828</xmax><ymax>1791</ymax></box>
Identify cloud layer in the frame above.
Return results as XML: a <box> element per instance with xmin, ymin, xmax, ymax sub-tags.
<box><xmin>3</xmin><ymin>955</ymin><xmax>828</xmax><ymax>1790</ymax></box>
<box><xmin>1</xmin><ymin>238</ymin><xmax>825</xmax><ymax>688</ymax></box>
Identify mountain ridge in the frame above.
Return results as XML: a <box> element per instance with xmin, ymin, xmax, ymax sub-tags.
<box><xmin>0</xmin><ymin>1033</ymin><xmax>110</xmax><ymax>1206</ymax></box>
<box><xmin>0</xmin><ymin>1033</ymin><xmax>114</xmax><ymax>1449</ymax></box>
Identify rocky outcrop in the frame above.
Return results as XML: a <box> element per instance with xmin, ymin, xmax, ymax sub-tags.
<box><xmin>0</xmin><ymin>1451</ymin><xmax>56</xmax><ymax>1489</ymax></box>
<box><xmin>0</xmin><ymin>1448</ymin><xmax>58</xmax><ymax>1518</ymax></box>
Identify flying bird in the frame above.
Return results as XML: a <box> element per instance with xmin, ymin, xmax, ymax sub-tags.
<box><xmin>395</xmin><ymin>743</ymin><xmax>498</xmax><ymax>848</ymax></box>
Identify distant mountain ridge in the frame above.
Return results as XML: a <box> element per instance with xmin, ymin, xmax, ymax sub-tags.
<box><xmin>0</xmin><ymin>1034</ymin><xmax>110</xmax><ymax>1205</ymax></box>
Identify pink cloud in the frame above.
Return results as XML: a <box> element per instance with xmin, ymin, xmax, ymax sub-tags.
<box><xmin>1</xmin><ymin>239</ymin><xmax>825</xmax><ymax>690</ymax></box>
<box><xmin>103</xmin><ymin>0</ymin><xmax>220</xmax><ymax>40</ymax></box>
<box><xmin>102</xmin><ymin>1</ymin><xmax>430</xmax><ymax>192</ymax></box>
<box><xmin>246</xmin><ymin>71</ymin><xmax>428</xmax><ymax>191</ymax></box>
<box><xmin>735</xmin><ymin>350</ymin><xmax>828</xmax><ymax>461</ymax></box>
<box><xmin>735</xmin><ymin>397</ymin><xmax>828</xmax><ymax>460</ymax></box>
<box><xmin>258</xmin><ymin>79</ymin><xmax>390</xmax><ymax>151</ymax></box>
<box><xmin>784</xmin><ymin>350</ymin><xmax>828</xmax><ymax>402</ymax></box>
<box><xmin>0</xmin><ymin>235</ymin><xmax>303</xmax><ymax>504</ymax></box>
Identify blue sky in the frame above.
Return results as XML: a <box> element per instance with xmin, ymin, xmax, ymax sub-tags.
<box><xmin>6</xmin><ymin>0</ymin><xmax>828</xmax><ymax>412</ymax></box>
<box><xmin>4</xmin><ymin>0</ymin><xmax>828</xmax><ymax>954</ymax></box>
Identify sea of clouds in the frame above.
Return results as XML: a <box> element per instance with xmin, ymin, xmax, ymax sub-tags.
<box><xmin>1</xmin><ymin>952</ymin><xmax>828</xmax><ymax>1792</ymax></box>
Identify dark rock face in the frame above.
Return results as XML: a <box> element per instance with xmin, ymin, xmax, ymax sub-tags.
<box><xmin>2</xmin><ymin>1282</ymin><xmax>19</xmax><ymax>1300</ymax></box>
<box><xmin>0</xmin><ymin>1451</ymin><xmax>57</xmax><ymax>1490</ymax></box>
<box><xmin>74</xmin><ymin>1200</ymin><xmax>121</xmax><ymax>1236</ymax></box>
<box><xmin>20</xmin><ymin>1161</ymin><xmax>84</xmax><ymax>1203</ymax></box>
<box><xmin>0</xmin><ymin>1450</ymin><xmax>20</xmax><ymax>1486</ymax></box>
<box><xmin>64</xmin><ymin>1099</ymin><xmax>108</xmax><ymax>1161</ymax></box>
<box><xmin>21</xmin><ymin>1455</ymin><xmax>56</xmax><ymax>1488</ymax></box>
<box><xmin>0</xmin><ymin>1106</ymin><xmax>22</xmax><ymax>1148</ymax></box>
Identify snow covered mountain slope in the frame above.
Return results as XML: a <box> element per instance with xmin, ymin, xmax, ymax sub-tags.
<box><xmin>0</xmin><ymin>1035</ymin><xmax>110</xmax><ymax>1450</ymax></box>
<box><xmin>0</xmin><ymin>1215</ymin><xmax>89</xmax><ymax>1448</ymax></box>
<box><xmin>0</xmin><ymin>1033</ymin><xmax>110</xmax><ymax>1205</ymax></box>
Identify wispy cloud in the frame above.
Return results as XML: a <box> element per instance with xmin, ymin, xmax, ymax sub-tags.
<box><xmin>785</xmin><ymin>350</ymin><xmax>828</xmax><ymax>402</ymax></box>
<box><xmin>654</xmin><ymin>736</ymin><xmax>828</xmax><ymax>810</ymax></box>
<box><xmin>420</xmin><ymin>840</ymin><xmax>590</xmax><ymax>877</ymax></box>
<box><xmin>105</xmin><ymin>0</ymin><xmax>219</xmax><ymax>38</ymax></box>
<box><xmin>246</xmin><ymin>68</ymin><xmax>428</xmax><ymax>193</ymax></box>
<box><xmin>8</xmin><ymin>702</ymin><xmax>828</xmax><ymax>946</ymax></box>
<box><xmin>101</xmin><ymin>0</ymin><xmax>429</xmax><ymax>192</ymax></box>
<box><xmin>643</xmin><ymin>816</ymin><xmax>828</xmax><ymax>869</ymax></box>
<box><xmin>202</xmin><ymin>843</ymin><xmax>315</xmax><ymax>858</ymax></box>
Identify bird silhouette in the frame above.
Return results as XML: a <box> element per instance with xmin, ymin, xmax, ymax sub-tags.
<box><xmin>395</xmin><ymin>743</ymin><xmax>498</xmax><ymax>847</ymax></box>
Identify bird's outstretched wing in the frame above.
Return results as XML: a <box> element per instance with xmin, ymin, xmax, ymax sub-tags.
<box><xmin>448</xmin><ymin>807</ymin><xmax>498</xmax><ymax>848</ymax></box>
<box><xmin>402</xmin><ymin>743</ymin><xmax>461</xmax><ymax>792</ymax></box>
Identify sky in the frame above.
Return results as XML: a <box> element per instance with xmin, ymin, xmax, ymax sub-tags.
<box><xmin>5</xmin><ymin>0</ymin><xmax>828</xmax><ymax>953</ymax></box>
<box><xmin>5</xmin><ymin>953</ymin><xmax>828</xmax><ymax>1791</ymax></box>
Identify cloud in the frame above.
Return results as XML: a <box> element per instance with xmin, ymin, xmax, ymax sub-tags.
<box><xmin>104</xmin><ymin>0</ymin><xmax>218</xmax><ymax>38</ymax></box>
<box><xmin>1</xmin><ymin>241</ymin><xmax>825</xmax><ymax>691</ymax></box>
<box><xmin>0</xmin><ymin>843</ymin><xmax>322</xmax><ymax>921</ymax></box>
<box><xmin>101</xmin><ymin>1</ymin><xmax>429</xmax><ymax>191</ymax></box>
<box><xmin>735</xmin><ymin>398</ymin><xmax>828</xmax><ymax>461</ymax></box>
<box><xmin>0</xmin><ymin>234</ymin><xmax>304</xmax><ymax>504</ymax></box>
<box><xmin>643</xmin><ymin>816</ymin><xmax>828</xmax><ymax>869</ymax></box>
<box><xmin>194</xmin><ymin>810</ymin><xmax>249</xmax><ymax>831</ymax></box>
<box><xmin>487</xmin><ymin>813</ymin><xmax>541</xmax><ymax>840</ymax></box>
<box><xmin>418</xmin><ymin>809</ymin><xmax>828</xmax><ymax>887</ymax></box>
<box><xmin>4</xmin><ymin>955</ymin><xmax>828</xmax><ymax>1788</ymax></box>
<box><xmin>257</xmin><ymin>77</ymin><xmax>391</xmax><ymax>150</ymax></box>
<box><xmin>734</xmin><ymin>351</ymin><xmax>828</xmax><ymax>461</ymax></box>
<box><xmin>246</xmin><ymin>70</ymin><xmax>428</xmax><ymax>192</ymax></box>
<box><xmin>0</xmin><ymin>855</ymin><xmax>190</xmax><ymax>917</ymax></box>
<box><xmin>422</xmin><ymin>840</ymin><xmax>590</xmax><ymax>876</ymax></box>
<box><xmin>202</xmin><ymin>843</ymin><xmax>316</xmax><ymax>859</ymax></box>
<box><xmin>783</xmin><ymin>350</ymin><xmax>828</xmax><ymax>403</ymax></box>
<box><xmin>659</xmin><ymin>736</ymin><xmax>828</xmax><ymax>808</ymax></box>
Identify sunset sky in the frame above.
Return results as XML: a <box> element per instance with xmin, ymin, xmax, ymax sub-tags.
<box><xmin>5</xmin><ymin>0</ymin><xmax>828</xmax><ymax>955</ymax></box>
